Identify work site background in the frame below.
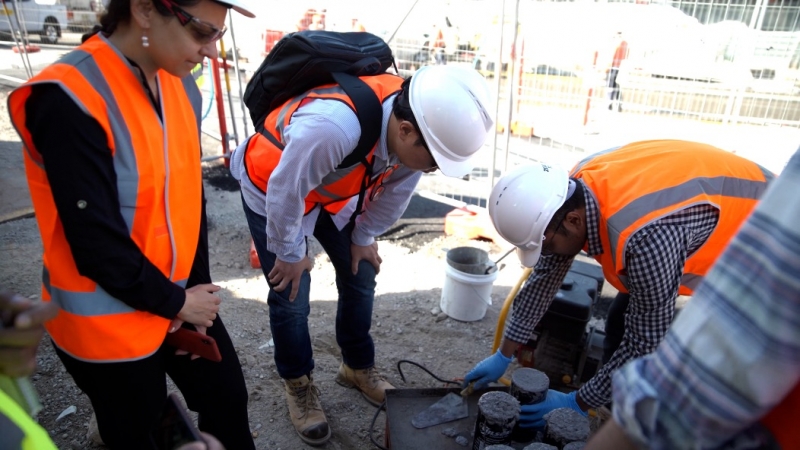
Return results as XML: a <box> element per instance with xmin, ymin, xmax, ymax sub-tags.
<box><xmin>4</xmin><ymin>0</ymin><xmax>799</xmax><ymax>207</ymax></box>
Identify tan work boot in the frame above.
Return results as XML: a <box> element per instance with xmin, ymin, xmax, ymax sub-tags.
<box><xmin>335</xmin><ymin>362</ymin><xmax>395</xmax><ymax>406</ymax></box>
<box><xmin>284</xmin><ymin>374</ymin><xmax>331</xmax><ymax>446</ymax></box>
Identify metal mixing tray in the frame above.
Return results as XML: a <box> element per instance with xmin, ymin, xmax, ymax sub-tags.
<box><xmin>384</xmin><ymin>386</ymin><xmax>510</xmax><ymax>449</ymax></box>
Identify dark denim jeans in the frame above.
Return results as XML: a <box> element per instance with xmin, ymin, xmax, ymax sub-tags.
<box><xmin>243</xmin><ymin>198</ymin><xmax>377</xmax><ymax>380</ymax></box>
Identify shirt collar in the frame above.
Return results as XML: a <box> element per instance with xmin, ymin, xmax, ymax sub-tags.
<box><xmin>377</xmin><ymin>93</ymin><xmax>399</xmax><ymax>167</ymax></box>
<box><xmin>581</xmin><ymin>180</ymin><xmax>604</xmax><ymax>256</ymax></box>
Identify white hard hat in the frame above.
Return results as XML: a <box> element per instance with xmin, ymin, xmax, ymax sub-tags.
<box><xmin>409</xmin><ymin>66</ymin><xmax>494</xmax><ymax>178</ymax></box>
<box><xmin>488</xmin><ymin>163</ymin><xmax>570</xmax><ymax>267</ymax></box>
<box><xmin>214</xmin><ymin>0</ymin><xmax>255</xmax><ymax>18</ymax></box>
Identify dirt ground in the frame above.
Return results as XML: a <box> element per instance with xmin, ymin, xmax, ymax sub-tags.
<box><xmin>0</xmin><ymin>84</ymin><xmax>568</xmax><ymax>449</ymax></box>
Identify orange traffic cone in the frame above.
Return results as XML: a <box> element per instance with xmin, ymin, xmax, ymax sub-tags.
<box><xmin>12</xmin><ymin>44</ymin><xmax>40</xmax><ymax>53</ymax></box>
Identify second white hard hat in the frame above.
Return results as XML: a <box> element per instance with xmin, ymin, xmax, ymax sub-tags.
<box><xmin>409</xmin><ymin>66</ymin><xmax>494</xmax><ymax>178</ymax></box>
<box><xmin>488</xmin><ymin>163</ymin><xmax>570</xmax><ymax>267</ymax></box>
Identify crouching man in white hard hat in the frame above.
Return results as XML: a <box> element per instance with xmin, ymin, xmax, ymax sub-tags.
<box><xmin>231</xmin><ymin>66</ymin><xmax>493</xmax><ymax>445</ymax></box>
<box><xmin>463</xmin><ymin>140</ymin><xmax>774</xmax><ymax>428</ymax></box>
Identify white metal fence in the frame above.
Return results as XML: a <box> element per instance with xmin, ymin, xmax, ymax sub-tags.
<box><xmin>388</xmin><ymin>0</ymin><xmax>800</xmax><ymax>208</ymax></box>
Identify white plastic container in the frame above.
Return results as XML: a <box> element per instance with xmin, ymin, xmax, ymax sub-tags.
<box><xmin>440</xmin><ymin>247</ymin><xmax>499</xmax><ymax>322</ymax></box>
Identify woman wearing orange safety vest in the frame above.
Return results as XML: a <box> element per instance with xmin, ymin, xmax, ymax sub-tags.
<box><xmin>7</xmin><ymin>0</ymin><xmax>255</xmax><ymax>448</ymax></box>
<box><xmin>229</xmin><ymin>66</ymin><xmax>494</xmax><ymax>445</ymax></box>
<box><xmin>463</xmin><ymin>140</ymin><xmax>774</xmax><ymax>429</ymax></box>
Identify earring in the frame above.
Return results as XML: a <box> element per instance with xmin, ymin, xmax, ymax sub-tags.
<box><xmin>141</xmin><ymin>34</ymin><xmax>149</xmax><ymax>48</ymax></box>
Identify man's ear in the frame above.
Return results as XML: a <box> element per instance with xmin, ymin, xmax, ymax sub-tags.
<box><xmin>131</xmin><ymin>0</ymin><xmax>154</xmax><ymax>29</ymax></box>
<box><xmin>565</xmin><ymin>210</ymin><xmax>583</xmax><ymax>230</ymax></box>
<box><xmin>398</xmin><ymin>121</ymin><xmax>415</xmax><ymax>141</ymax></box>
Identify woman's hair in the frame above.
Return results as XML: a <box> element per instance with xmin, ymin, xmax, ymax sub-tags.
<box><xmin>391</xmin><ymin>77</ymin><xmax>425</xmax><ymax>147</ymax></box>
<box><xmin>546</xmin><ymin>177</ymin><xmax>586</xmax><ymax>235</ymax></box>
<box><xmin>82</xmin><ymin>0</ymin><xmax>201</xmax><ymax>42</ymax></box>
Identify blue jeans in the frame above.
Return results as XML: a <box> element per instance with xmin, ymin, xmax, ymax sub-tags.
<box><xmin>242</xmin><ymin>198</ymin><xmax>377</xmax><ymax>379</ymax></box>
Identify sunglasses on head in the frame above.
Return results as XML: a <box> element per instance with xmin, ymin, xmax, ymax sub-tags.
<box><xmin>156</xmin><ymin>0</ymin><xmax>227</xmax><ymax>44</ymax></box>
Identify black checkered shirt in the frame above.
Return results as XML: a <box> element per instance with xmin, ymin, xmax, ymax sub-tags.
<box><xmin>504</xmin><ymin>180</ymin><xmax>720</xmax><ymax>408</ymax></box>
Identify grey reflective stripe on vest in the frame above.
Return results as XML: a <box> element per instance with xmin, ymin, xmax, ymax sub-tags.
<box><xmin>759</xmin><ymin>164</ymin><xmax>776</xmax><ymax>184</ymax></box>
<box><xmin>605</xmin><ymin>176</ymin><xmax>770</xmax><ymax>289</ymax></box>
<box><xmin>59</xmin><ymin>50</ymin><xmax>140</xmax><ymax>232</ymax></box>
<box><xmin>181</xmin><ymin>74</ymin><xmax>203</xmax><ymax>137</ymax></box>
<box><xmin>571</xmin><ymin>146</ymin><xmax>622</xmax><ymax>175</ymax></box>
<box><xmin>680</xmin><ymin>273</ymin><xmax>703</xmax><ymax>290</ymax></box>
<box><xmin>275</xmin><ymin>85</ymin><xmax>349</xmax><ymax>138</ymax></box>
<box><xmin>44</xmin><ymin>265</ymin><xmax>188</xmax><ymax>315</ymax></box>
<box><xmin>271</xmin><ymin>85</ymin><xmax>369</xmax><ymax>202</ymax></box>
<box><xmin>314</xmin><ymin>164</ymin><xmax>364</xmax><ymax>200</ymax></box>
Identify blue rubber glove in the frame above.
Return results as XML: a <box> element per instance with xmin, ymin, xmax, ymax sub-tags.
<box><xmin>518</xmin><ymin>390</ymin><xmax>588</xmax><ymax>429</ymax></box>
<box><xmin>463</xmin><ymin>350</ymin><xmax>512</xmax><ymax>389</ymax></box>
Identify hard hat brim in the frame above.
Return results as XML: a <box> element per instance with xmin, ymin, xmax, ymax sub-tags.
<box><xmin>517</xmin><ymin>245</ymin><xmax>542</xmax><ymax>268</ymax></box>
<box><xmin>213</xmin><ymin>0</ymin><xmax>255</xmax><ymax>17</ymax></box>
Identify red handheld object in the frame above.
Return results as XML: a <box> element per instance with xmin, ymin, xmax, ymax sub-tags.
<box><xmin>165</xmin><ymin>327</ymin><xmax>222</xmax><ymax>362</ymax></box>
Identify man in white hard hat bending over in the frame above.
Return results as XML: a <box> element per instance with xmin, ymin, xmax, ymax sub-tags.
<box><xmin>231</xmin><ymin>66</ymin><xmax>494</xmax><ymax>445</ymax></box>
<box><xmin>463</xmin><ymin>140</ymin><xmax>774</xmax><ymax>428</ymax></box>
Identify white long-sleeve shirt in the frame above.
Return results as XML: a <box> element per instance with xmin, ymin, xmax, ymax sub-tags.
<box><xmin>230</xmin><ymin>93</ymin><xmax>421</xmax><ymax>262</ymax></box>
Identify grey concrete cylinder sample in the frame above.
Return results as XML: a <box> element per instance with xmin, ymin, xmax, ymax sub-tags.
<box><xmin>510</xmin><ymin>368</ymin><xmax>550</xmax><ymax>405</ymax></box>
<box><xmin>543</xmin><ymin>407</ymin><xmax>590</xmax><ymax>447</ymax></box>
<box><xmin>510</xmin><ymin>367</ymin><xmax>551</xmax><ymax>442</ymax></box>
<box><xmin>472</xmin><ymin>391</ymin><xmax>520</xmax><ymax>450</ymax></box>
<box><xmin>522</xmin><ymin>444</ymin><xmax>558</xmax><ymax>450</ymax></box>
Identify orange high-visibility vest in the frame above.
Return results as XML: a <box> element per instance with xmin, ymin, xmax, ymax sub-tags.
<box><xmin>571</xmin><ymin>140</ymin><xmax>773</xmax><ymax>295</ymax></box>
<box><xmin>7</xmin><ymin>34</ymin><xmax>202</xmax><ymax>362</ymax></box>
<box><xmin>243</xmin><ymin>74</ymin><xmax>402</xmax><ymax>215</ymax></box>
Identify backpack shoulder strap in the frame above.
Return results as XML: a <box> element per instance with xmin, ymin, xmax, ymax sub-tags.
<box><xmin>331</xmin><ymin>72</ymin><xmax>383</xmax><ymax>222</ymax></box>
<box><xmin>331</xmin><ymin>72</ymin><xmax>383</xmax><ymax>169</ymax></box>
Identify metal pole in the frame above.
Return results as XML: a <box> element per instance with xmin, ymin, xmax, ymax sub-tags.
<box><xmin>218</xmin><ymin>37</ymin><xmax>239</xmax><ymax>146</ymax></box>
<box><xmin>583</xmin><ymin>51</ymin><xmax>599</xmax><ymax>127</ymax></box>
<box><xmin>724</xmin><ymin>0</ymin><xmax>767</xmax><ymax>126</ymax></box>
<box><xmin>502</xmin><ymin>0</ymin><xmax>520</xmax><ymax>174</ymax></box>
<box><xmin>227</xmin><ymin>13</ymin><xmax>249</xmax><ymax>137</ymax></box>
<box><xmin>210</xmin><ymin>57</ymin><xmax>231</xmax><ymax>167</ymax></box>
<box><xmin>386</xmin><ymin>0</ymin><xmax>421</xmax><ymax>45</ymax></box>
<box><xmin>490</xmin><ymin>0</ymin><xmax>507</xmax><ymax>190</ymax></box>
<box><xmin>10</xmin><ymin>0</ymin><xmax>33</xmax><ymax>78</ymax></box>
<box><xmin>3</xmin><ymin>3</ymin><xmax>31</xmax><ymax>78</ymax></box>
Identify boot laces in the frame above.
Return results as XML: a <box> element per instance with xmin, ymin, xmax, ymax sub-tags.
<box><xmin>365</xmin><ymin>367</ymin><xmax>386</xmax><ymax>386</ymax></box>
<box><xmin>291</xmin><ymin>382</ymin><xmax>321</xmax><ymax>417</ymax></box>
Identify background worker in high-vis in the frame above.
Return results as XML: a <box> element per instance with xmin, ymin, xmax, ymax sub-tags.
<box><xmin>463</xmin><ymin>140</ymin><xmax>774</xmax><ymax>427</ymax></box>
<box><xmin>0</xmin><ymin>287</ymin><xmax>58</xmax><ymax>450</ymax></box>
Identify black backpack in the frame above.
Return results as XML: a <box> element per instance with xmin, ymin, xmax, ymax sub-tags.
<box><xmin>243</xmin><ymin>30</ymin><xmax>397</xmax><ymax>170</ymax></box>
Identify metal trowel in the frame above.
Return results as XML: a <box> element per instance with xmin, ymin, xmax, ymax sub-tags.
<box><xmin>411</xmin><ymin>392</ymin><xmax>469</xmax><ymax>429</ymax></box>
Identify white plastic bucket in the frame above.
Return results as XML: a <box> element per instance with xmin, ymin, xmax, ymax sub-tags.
<box><xmin>440</xmin><ymin>248</ymin><xmax>499</xmax><ymax>322</ymax></box>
